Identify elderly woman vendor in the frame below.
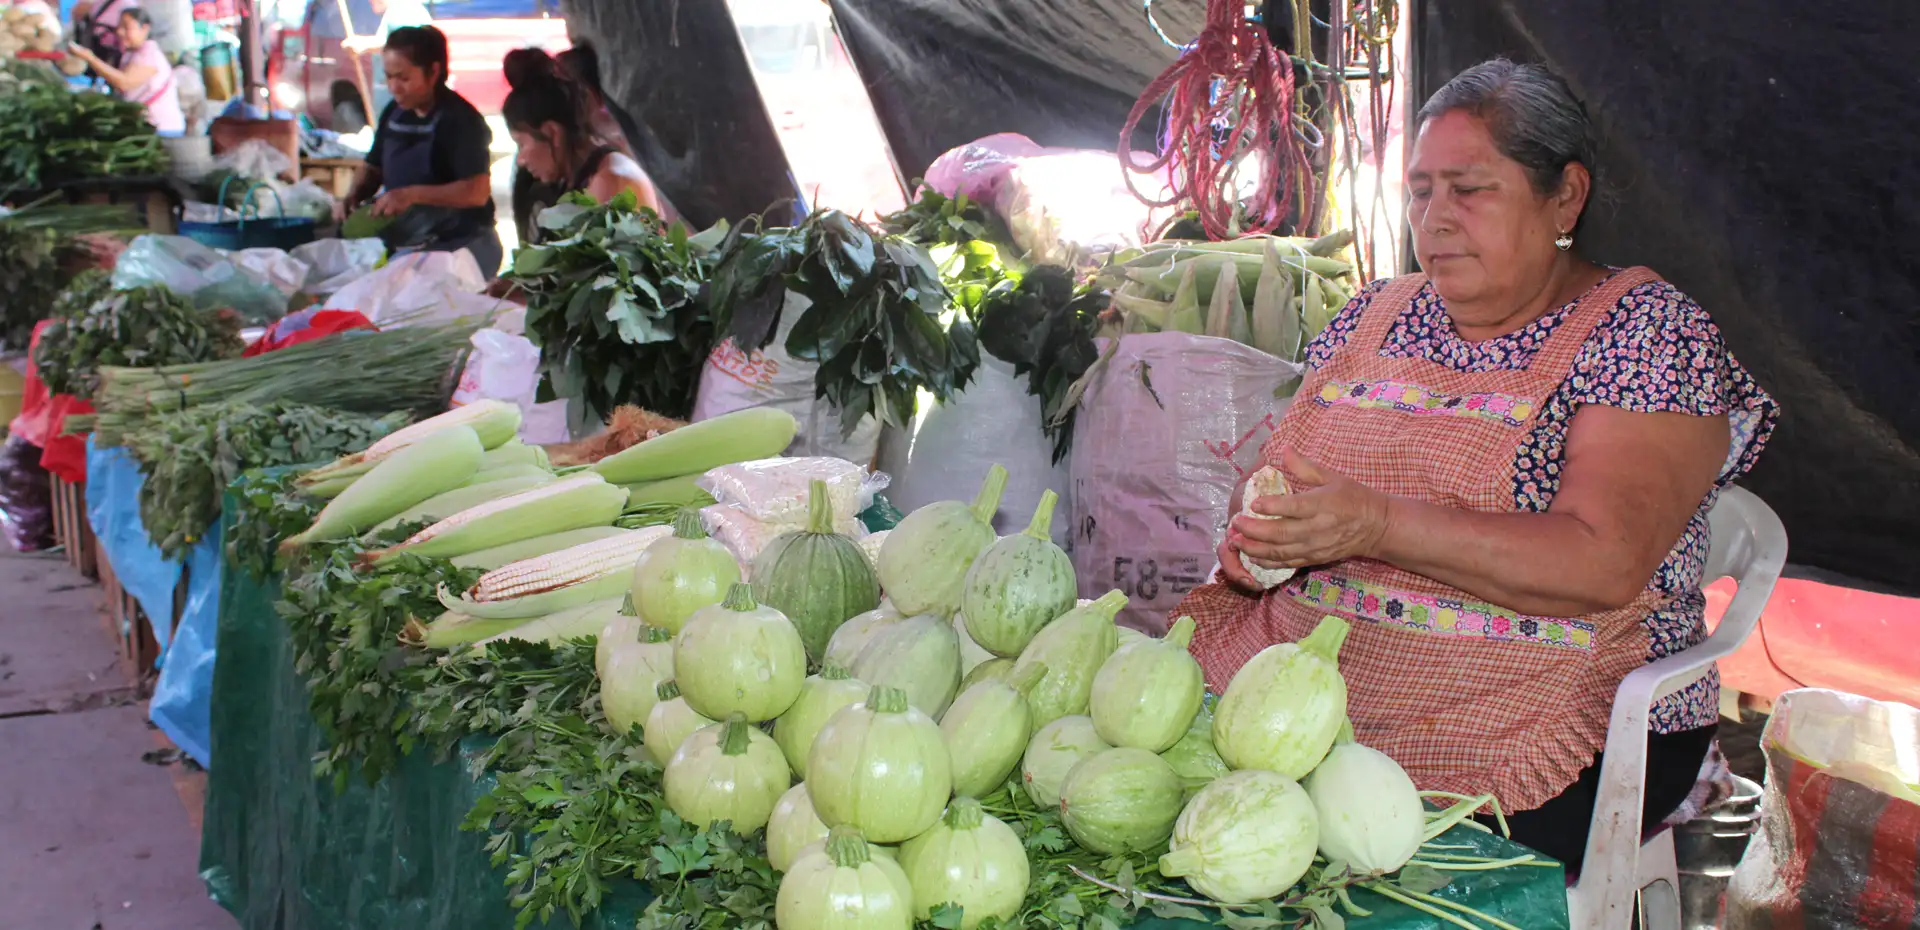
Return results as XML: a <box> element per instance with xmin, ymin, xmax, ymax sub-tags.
<box><xmin>1179</xmin><ymin>59</ymin><xmax>1777</xmax><ymax>870</ymax></box>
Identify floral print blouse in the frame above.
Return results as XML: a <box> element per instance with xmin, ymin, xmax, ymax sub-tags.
<box><xmin>1305</xmin><ymin>273</ymin><xmax>1780</xmax><ymax>733</ymax></box>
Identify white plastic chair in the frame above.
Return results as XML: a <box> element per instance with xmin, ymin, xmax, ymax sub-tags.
<box><xmin>1567</xmin><ymin>485</ymin><xmax>1788</xmax><ymax>930</ymax></box>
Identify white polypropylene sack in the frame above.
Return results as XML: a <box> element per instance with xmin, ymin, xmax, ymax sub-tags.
<box><xmin>321</xmin><ymin>250</ymin><xmax>508</xmax><ymax>327</ymax></box>
<box><xmin>698</xmin><ymin>457</ymin><xmax>886</xmax><ymax>527</ymax></box>
<box><xmin>691</xmin><ymin>291</ymin><xmax>882</xmax><ymax>464</ymax></box>
<box><xmin>876</xmin><ymin>354</ymin><xmax>1067</xmax><ymax>544</ymax></box>
<box><xmin>450</xmin><ymin>328</ymin><xmax>570</xmax><ymax>445</ymax></box>
<box><xmin>1067</xmin><ymin>333</ymin><xmax>1304</xmax><ymax>634</ymax></box>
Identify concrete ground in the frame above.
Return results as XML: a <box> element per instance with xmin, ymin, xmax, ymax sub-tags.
<box><xmin>0</xmin><ymin>546</ymin><xmax>235</xmax><ymax>930</ymax></box>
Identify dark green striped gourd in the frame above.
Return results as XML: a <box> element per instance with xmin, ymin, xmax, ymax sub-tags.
<box><xmin>750</xmin><ymin>479</ymin><xmax>881</xmax><ymax>663</ymax></box>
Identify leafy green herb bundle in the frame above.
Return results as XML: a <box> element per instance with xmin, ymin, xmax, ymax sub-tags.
<box><xmin>225</xmin><ymin>467</ymin><xmax>323</xmax><ymax>579</ymax></box>
<box><xmin>0</xmin><ymin>200</ymin><xmax>137</xmax><ymax>353</ymax></box>
<box><xmin>125</xmin><ymin>401</ymin><xmax>405</xmax><ymax>558</ymax></box>
<box><xmin>33</xmin><ymin>281</ymin><xmax>245</xmax><ymax>400</ymax></box>
<box><xmin>277</xmin><ymin>532</ymin><xmax>480</xmax><ymax>788</ymax></box>
<box><xmin>506</xmin><ymin>191</ymin><xmax>723</xmax><ymax>423</ymax></box>
<box><xmin>0</xmin><ymin>82</ymin><xmax>167</xmax><ymax>189</ymax></box>
<box><xmin>703</xmin><ymin>208</ymin><xmax>981</xmax><ymax>436</ymax></box>
<box><xmin>975</xmin><ymin>267</ymin><xmax>1109</xmax><ymax>463</ymax></box>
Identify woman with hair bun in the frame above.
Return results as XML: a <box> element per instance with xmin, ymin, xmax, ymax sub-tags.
<box><xmin>502</xmin><ymin>45</ymin><xmax>669</xmax><ymax>243</ymax></box>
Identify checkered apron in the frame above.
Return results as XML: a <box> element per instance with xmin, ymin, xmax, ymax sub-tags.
<box><xmin>1179</xmin><ymin>267</ymin><xmax>1668</xmax><ymax>810</ymax></box>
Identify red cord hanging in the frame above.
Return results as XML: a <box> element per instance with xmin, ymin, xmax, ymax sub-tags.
<box><xmin>1120</xmin><ymin>0</ymin><xmax>1307</xmax><ymax>240</ymax></box>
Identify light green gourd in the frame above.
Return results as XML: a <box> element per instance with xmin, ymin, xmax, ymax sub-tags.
<box><xmin>1008</xmin><ymin>590</ymin><xmax>1125</xmax><ymax>727</ymax></box>
<box><xmin>877</xmin><ymin>465</ymin><xmax>1007</xmax><ymax>618</ymax></box>
<box><xmin>960</xmin><ymin>490</ymin><xmax>1077</xmax><ymax>657</ymax></box>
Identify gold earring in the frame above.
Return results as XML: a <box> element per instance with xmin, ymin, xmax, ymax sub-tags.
<box><xmin>1554</xmin><ymin>230</ymin><xmax>1574</xmax><ymax>251</ymax></box>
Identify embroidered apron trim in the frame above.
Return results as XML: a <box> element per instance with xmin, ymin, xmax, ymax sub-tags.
<box><xmin>1287</xmin><ymin>574</ymin><xmax>1596</xmax><ymax>650</ymax></box>
<box><xmin>1314</xmin><ymin>379</ymin><xmax>1538</xmax><ymax>426</ymax></box>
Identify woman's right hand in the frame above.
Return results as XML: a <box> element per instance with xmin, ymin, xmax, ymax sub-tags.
<box><xmin>1215</xmin><ymin>534</ymin><xmax>1263</xmax><ymax>593</ymax></box>
<box><xmin>331</xmin><ymin>200</ymin><xmax>350</xmax><ymax>225</ymax></box>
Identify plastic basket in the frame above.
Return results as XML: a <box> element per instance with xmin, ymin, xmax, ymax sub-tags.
<box><xmin>178</xmin><ymin>176</ymin><xmax>316</xmax><ymax>252</ymax></box>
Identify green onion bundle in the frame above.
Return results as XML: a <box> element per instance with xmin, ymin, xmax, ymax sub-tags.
<box><xmin>72</xmin><ymin>322</ymin><xmax>480</xmax><ymax>447</ymax></box>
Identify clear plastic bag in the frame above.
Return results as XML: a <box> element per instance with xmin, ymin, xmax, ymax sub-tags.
<box><xmin>112</xmin><ymin>235</ymin><xmax>290</xmax><ymax>324</ymax></box>
<box><xmin>700</xmin><ymin>502</ymin><xmax>869</xmax><ymax>572</ymax></box>
<box><xmin>698</xmin><ymin>456</ymin><xmax>888</xmax><ymax>526</ymax></box>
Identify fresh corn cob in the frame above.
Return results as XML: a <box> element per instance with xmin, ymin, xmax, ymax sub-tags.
<box><xmin>360</xmin><ymin>474</ymin><xmax>554</xmax><ymax>542</ymax></box>
<box><xmin>1165</xmin><ymin>261</ymin><xmax>1204</xmax><ymax>334</ymax></box>
<box><xmin>1204</xmin><ymin>260</ymin><xmax>1238</xmax><ymax>340</ymax></box>
<box><xmin>451</xmin><ymin>526</ymin><xmax>631</xmax><ymax>571</ymax></box>
<box><xmin>1110</xmin><ymin>290</ymin><xmax>1172</xmax><ymax>331</ymax></box>
<box><xmin>364</xmin><ymin>473</ymin><xmax>630</xmax><ymax>564</ymax></box>
<box><xmin>472</xmin><ymin>597</ymin><xmax>629</xmax><ymax>648</ymax></box>
<box><xmin>618</xmin><ymin>474</ymin><xmax>716</xmax><ymax>513</ymax></box>
<box><xmin>1302</xmin><ymin>273</ymin><xmax>1334</xmax><ymax>343</ymax></box>
<box><xmin>590</xmin><ymin>407</ymin><xmax>798</xmax><ymax>485</ymax></box>
<box><xmin>282</xmin><ymin>425</ymin><xmax>487</xmax><ymax>550</ymax></box>
<box><xmin>479</xmin><ymin>440</ymin><xmax>550</xmax><ymax>471</ymax></box>
<box><xmin>437</xmin><ymin>526</ymin><xmax>674</xmax><ymax>620</ymax></box>
<box><xmin>466</xmin><ymin>463</ymin><xmax>553</xmax><ymax>486</ymax></box>
<box><xmin>300</xmin><ymin>472</ymin><xmax>361</xmax><ymax>500</ymax></box>
<box><xmin>405</xmin><ymin>608</ymin><xmax>536</xmax><ymax>649</ymax></box>
<box><xmin>296</xmin><ymin>400</ymin><xmax>520</xmax><ymax>489</ymax></box>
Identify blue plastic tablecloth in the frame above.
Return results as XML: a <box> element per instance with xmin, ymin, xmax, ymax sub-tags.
<box><xmin>85</xmin><ymin>438</ymin><xmax>223</xmax><ymax>766</ymax></box>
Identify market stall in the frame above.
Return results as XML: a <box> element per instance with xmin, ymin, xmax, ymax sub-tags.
<box><xmin>18</xmin><ymin>0</ymin><xmax>1915</xmax><ymax>924</ymax></box>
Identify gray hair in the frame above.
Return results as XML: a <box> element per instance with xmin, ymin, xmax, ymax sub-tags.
<box><xmin>1417</xmin><ymin>59</ymin><xmax>1597</xmax><ymax>200</ymax></box>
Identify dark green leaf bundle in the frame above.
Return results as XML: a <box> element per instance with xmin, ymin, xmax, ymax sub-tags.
<box><xmin>506</xmin><ymin>190</ymin><xmax>719</xmax><ymax>423</ymax></box>
<box><xmin>0</xmin><ymin>82</ymin><xmax>166</xmax><ymax>189</ymax></box>
<box><xmin>33</xmin><ymin>281</ymin><xmax>245</xmax><ymax>400</ymax></box>
<box><xmin>125</xmin><ymin>401</ymin><xmax>405</xmax><ymax>558</ymax></box>
<box><xmin>976</xmin><ymin>267</ymin><xmax>1108</xmax><ymax>462</ymax></box>
<box><xmin>704</xmin><ymin>209</ymin><xmax>981</xmax><ymax>437</ymax></box>
<box><xmin>0</xmin><ymin>200</ymin><xmax>137</xmax><ymax>352</ymax></box>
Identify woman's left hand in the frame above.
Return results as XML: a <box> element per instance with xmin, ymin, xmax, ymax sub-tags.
<box><xmin>371</xmin><ymin>187</ymin><xmax>418</xmax><ymax>217</ymax></box>
<box><xmin>1230</xmin><ymin>447</ymin><xmax>1393</xmax><ymax>570</ymax></box>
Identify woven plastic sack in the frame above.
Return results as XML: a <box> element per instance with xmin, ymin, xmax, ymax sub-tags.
<box><xmin>1067</xmin><ymin>333</ymin><xmax>1302</xmax><ymax>634</ymax></box>
<box><xmin>876</xmin><ymin>354</ymin><xmax>1067</xmax><ymax>544</ymax></box>
<box><xmin>690</xmin><ymin>291</ymin><xmax>882</xmax><ymax>464</ymax></box>
<box><xmin>1726</xmin><ymin>688</ymin><xmax>1920</xmax><ymax>929</ymax></box>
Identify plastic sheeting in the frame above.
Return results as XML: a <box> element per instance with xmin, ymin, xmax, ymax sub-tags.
<box><xmin>84</xmin><ymin>440</ymin><xmax>182</xmax><ymax>656</ymax></box>
<box><xmin>198</xmin><ymin>493</ymin><xmax>646</xmax><ymax>930</ymax></box>
<box><xmin>562</xmin><ymin>0</ymin><xmax>803</xmax><ymax>228</ymax></box>
<box><xmin>829</xmin><ymin>0</ymin><xmax>1202</xmax><ymax>180</ymax></box>
<box><xmin>197</xmin><ymin>494</ymin><xmax>1569</xmax><ymax>929</ymax></box>
<box><xmin>1412</xmin><ymin>0</ymin><xmax>1920</xmax><ymax>592</ymax></box>
<box><xmin>150</xmin><ymin>525</ymin><xmax>224</xmax><ymax>767</ymax></box>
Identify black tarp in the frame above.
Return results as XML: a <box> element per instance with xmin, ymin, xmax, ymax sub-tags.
<box><xmin>828</xmin><ymin>0</ymin><xmax>1208</xmax><ymax>182</ymax></box>
<box><xmin>560</xmin><ymin>0</ymin><xmax>802</xmax><ymax>228</ymax></box>
<box><xmin>1413</xmin><ymin>1</ymin><xmax>1920</xmax><ymax>591</ymax></box>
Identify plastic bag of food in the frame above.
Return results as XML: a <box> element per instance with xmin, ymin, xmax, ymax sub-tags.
<box><xmin>1726</xmin><ymin>688</ymin><xmax>1920</xmax><ymax>929</ymax></box>
<box><xmin>0</xmin><ymin>434</ymin><xmax>55</xmax><ymax>552</ymax></box>
<box><xmin>112</xmin><ymin>235</ymin><xmax>289</xmax><ymax>324</ymax></box>
<box><xmin>700</xmin><ymin>503</ymin><xmax>867</xmax><ymax>571</ymax></box>
<box><xmin>698</xmin><ymin>457</ymin><xmax>887</xmax><ymax>527</ymax></box>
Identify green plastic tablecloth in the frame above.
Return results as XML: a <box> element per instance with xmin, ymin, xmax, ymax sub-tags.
<box><xmin>197</xmin><ymin>497</ymin><xmax>1570</xmax><ymax>930</ymax></box>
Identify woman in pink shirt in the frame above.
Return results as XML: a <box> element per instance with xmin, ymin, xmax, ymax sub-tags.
<box><xmin>68</xmin><ymin>8</ymin><xmax>185</xmax><ymax>134</ymax></box>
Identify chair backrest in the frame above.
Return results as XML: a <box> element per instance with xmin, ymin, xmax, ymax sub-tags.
<box><xmin>1699</xmin><ymin>485</ymin><xmax>1788</xmax><ymax>658</ymax></box>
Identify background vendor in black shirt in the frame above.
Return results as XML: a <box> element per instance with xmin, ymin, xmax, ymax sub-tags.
<box><xmin>338</xmin><ymin>25</ymin><xmax>503</xmax><ymax>278</ymax></box>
